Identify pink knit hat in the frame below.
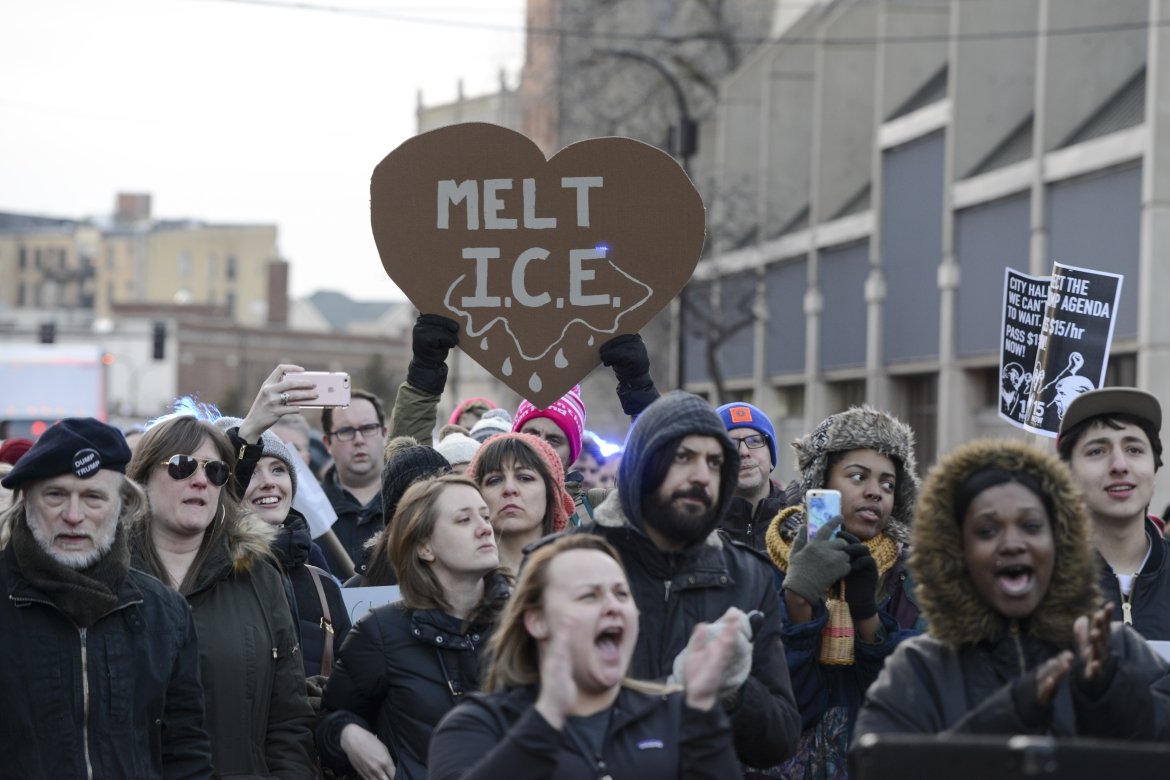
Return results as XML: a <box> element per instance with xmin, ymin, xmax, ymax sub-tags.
<box><xmin>511</xmin><ymin>385</ymin><xmax>587</xmax><ymax>463</ymax></box>
<box><xmin>465</xmin><ymin>432</ymin><xmax>575</xmax><ymax>533</ymax></box>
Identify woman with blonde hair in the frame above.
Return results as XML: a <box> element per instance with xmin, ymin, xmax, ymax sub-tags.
<box><xmin>317</xmin><ymin>474</ymin><xmax>510</xmax><ymax>780</ymax></box>
<box><xmin>126</xmin><ymin>414</ymin><xmax>316</xmax><ymax>779</ymax></box>
<box><xmin>428</xmin><ymin>533</ymin><xmax>745</xmax><ymax>779</ymax></box>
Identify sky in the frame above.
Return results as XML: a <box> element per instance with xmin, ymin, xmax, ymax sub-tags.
<box><xmin>0</xmin><ymin>0</ymin><xmax>527</xmax><ymax>302</ymax></box>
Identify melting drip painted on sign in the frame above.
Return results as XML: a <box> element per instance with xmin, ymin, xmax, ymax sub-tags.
<box><xmin>502</xmin><ymin>357</ymin><xmax>512</xmax><ymax>376</ymax></box>
<box><xmin>529</xmin><ymin>372</ymin><xmax>542</xmax><ymax>392</ymax></box>
<box><xmin>554</xmin><ymin>348</ymin><xmax>568</xmax><ymax>368</ymax></box>
<box><xmin>480</xmin><ymin>337</ymin><xmax>489</xmax><ymax>350</ymax></box>
<box><xmin>587</xmin><ymin>335</ymin><xmax>595</xmax><ymax>346</ymax></box>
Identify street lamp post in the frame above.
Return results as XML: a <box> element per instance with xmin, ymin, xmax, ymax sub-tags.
<box><xmin>593</xmin><ymin>47</ymin><xmax>698</xmax><ymax>389</ymax></box>
<box><xmin>593</xmin><ymin>47</ymin><xmax>698</xmax><ymax>175</ymax></box>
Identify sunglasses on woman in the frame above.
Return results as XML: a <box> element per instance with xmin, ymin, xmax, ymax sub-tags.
<box><xmin>161</xmin><ymin>454</ymin><xmax>232</xmax><ymax>487</ymax></box>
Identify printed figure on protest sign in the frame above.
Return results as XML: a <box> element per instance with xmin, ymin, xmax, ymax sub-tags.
<box><xmin>999</xmin><ymin>362</ymin><xmax>1031</xmax><ymax>420</ymax></box>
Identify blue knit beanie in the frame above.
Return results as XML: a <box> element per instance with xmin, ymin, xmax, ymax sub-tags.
<box><xmin>716</xmin><ymin>402</ymin><xmax>778</xmax><ymax>468</ymax></box>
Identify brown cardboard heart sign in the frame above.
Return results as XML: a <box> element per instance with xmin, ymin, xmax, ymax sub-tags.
<box><xmin>371</xmin><ymin>122</ymin><xmax>706</xmax><ymax>409</ymax></box>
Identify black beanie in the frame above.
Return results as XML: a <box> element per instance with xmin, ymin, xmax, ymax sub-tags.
<box><xmin>380</xmin><ymin>445</ymin><xmax>452</xmax><ymax>524</ymax></box>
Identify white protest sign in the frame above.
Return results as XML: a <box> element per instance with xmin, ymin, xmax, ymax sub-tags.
<box><xmin>290</xmin><ymin>454</ymin><xmax>336</xmax><ymax>539</ymax></box>
<box><xmin>340</xmin><ymin>585</ymin><xmax>402</xmax><ymax>624</ymax></box>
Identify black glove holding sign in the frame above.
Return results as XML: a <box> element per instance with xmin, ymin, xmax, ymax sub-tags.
<box><xmin>408</xmin><ymin>314</ymin><xmax>459</xmax><ymax>395</ymax></box>
<box><xmin>838</xmin><ymin>531</ymin><xmax>879</xmax><ymax>620</ymax></box>
<box><xmin>599</xmin><ymin>333</ymin><xmax>659</xmax><ymax>417</ymax></box>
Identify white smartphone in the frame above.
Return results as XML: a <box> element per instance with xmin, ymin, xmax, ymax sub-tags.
<box><xmin>805</xmin><ymin>489</ymin><xmax>842</xmax><ymax>539</ymax></box>
<box><xmin>282</xmin><ymin>371</ymin><xmax>351</xmax><ymax>408</ymax></box>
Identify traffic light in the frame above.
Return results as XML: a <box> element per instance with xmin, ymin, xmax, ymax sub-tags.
<box><xmin>152</xmin><ymin>321</ymin><xmax>166</xmax><ymax>361</ymax></box>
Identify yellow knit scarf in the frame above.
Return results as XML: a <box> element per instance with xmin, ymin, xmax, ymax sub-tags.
<box><xmin>766</xmin><ymin>507</ymin><xmax>900</xmax><ymax>576</ymax></box>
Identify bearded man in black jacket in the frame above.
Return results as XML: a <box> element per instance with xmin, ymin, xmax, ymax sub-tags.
<box><xmin>578</xmin><ymin>391</ymin><xmax>801</xmax><ymax>770</ymax></box>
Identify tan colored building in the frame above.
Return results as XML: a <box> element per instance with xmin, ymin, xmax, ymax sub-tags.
<box><xmin>98</xmin><ymin>194</ymin><xmax>281</xmax><ymax>326</ymax></box>
<box><xmin>0</xmin><ymin>193</ymin><xmax>283</xmax><ymax>328</ymax></box>
<box><xmin>0</xmin><ymin>215</ymin><xmax>102</xmax><ymax>313</ymax></box>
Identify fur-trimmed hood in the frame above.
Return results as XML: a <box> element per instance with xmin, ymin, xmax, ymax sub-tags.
<box><xmin>217</xmin><ymin>511</ymin><xmax>277</xmax><ymax>575</ymax></box>
<box><xmin>911</xmin><ymin>438</ymin><xmax>1100</xmax><ymax>648</ymax></box>
<box><xmin>787</xmin><ymin>405</ymin><xmax>921</xmax><ymax>530</ymax></box>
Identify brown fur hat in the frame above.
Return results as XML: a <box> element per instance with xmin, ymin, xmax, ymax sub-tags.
<box><xmin>786</xmin><ymin>405</ymin><xmax>920</xmax><ymax>541</ymax></box>
<box><xmin>910</xmin><ymin>438</ymin><xmax>1100</xmax><ymax>648</ymax></box>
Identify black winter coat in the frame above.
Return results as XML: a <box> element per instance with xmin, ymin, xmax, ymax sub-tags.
<box><xmin>427</xmin><ymin>685</ymin><xmax>740</xmax><ymax>780</ymax></box>
<box><xmin>321</xmin><ymin>466</ymin><xmax>383</xmax><ymax>575</ymax></box>
<box><xmin>134</xmin><ymin>518</ymin><xmax>318</xmax><ymax>780</ymax></box>
<box><xmin>1096</xmin><ymin>517</ymin><xmax>1170</xmax><ymax>641</ymax></box>
<box><xmin>317</xmin><ymin>600</ymin><xmax>498</xmax><ymax>780</ymax></box>
<box><xmin>856</xmin><ymin>624</ymin><xmax>1170</xmax><ymax>738</ymax></box>
<box><xmin>0</xmin><ymin>548</ymin><xmax>212</xmax><ymax>780</ymax></box>
<box><xmin>722</xmin><ymin>479</ymin><xmax>788</xmax><ymax>553</ymax></box>
<box><xmin>580</xmin><ymin>495</ymin><xmax>802</xmax><ymax>769</ymax></box>
<box><xmin>271</xmin><ymin>511</ymin><xmax>351</xmax><ymax>677</ymax></box>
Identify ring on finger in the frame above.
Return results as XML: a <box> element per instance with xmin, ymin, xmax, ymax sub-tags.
<box><xmin>280</xmin><ymin>392</ymin><xmax>289</xmax><ymax>404</ymax></box>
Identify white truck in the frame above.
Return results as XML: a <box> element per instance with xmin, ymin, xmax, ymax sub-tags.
<box><xmin>0</xmin><ymin>344</ymin><xmax>107</xmax><ymax>439</ymax></box>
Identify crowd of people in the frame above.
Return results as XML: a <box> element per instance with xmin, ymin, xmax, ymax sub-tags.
<box><xmin>2</xmin><ymin>313</ymin><xmax>1170</xmax><ymax>779</ymax></box>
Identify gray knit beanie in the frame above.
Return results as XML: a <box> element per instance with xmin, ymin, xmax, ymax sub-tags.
<box><xmin>617</xmin><ymin>390</ymin><xmax>740</xmax><ymax>529</ymax></box>
<box><xmin>213</xmin><ymin>416</ymin><xmax>298</xmax><ymax>496</ymax></box>
<box><xmin>469</xmin><ymin>407</ymin><xmax>513</xmax><ymax>444</ymax></box>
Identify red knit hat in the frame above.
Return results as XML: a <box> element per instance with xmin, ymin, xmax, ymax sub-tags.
<box><xmin>0</xmin><ymin>437</ymin><xmax>34</xmax><ymax>466</ymax></box>
<box><xmin>465</xmin><ymin>432</ymin><xmax>575</xmax><ymax>533</ymax></box>
<box><xmin>511</xmin><ymin>385</ymin><xmax>587</xmax><ymax>463</ymax></box>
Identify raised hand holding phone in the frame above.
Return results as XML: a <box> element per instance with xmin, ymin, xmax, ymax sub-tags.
<box><xmin>805</xmin><ymin>489</ymin><xmax>842</xmax><ymax>539</ymax></box>
<box><xmin>280</xmin><ymin>371</ymin><xmax>351</xmax><ymax>408</ymax></box>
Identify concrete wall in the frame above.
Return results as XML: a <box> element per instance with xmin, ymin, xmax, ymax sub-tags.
<box><xmin>684</xmin><ymin>0</ymin><xmax>1170</xmax><ymax>517</ymax></box>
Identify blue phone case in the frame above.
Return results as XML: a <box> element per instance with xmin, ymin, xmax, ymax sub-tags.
<box><xmin>806</xmin><ymin>490</ymin><xmax>841</xmax><ymax>538</ymax></box>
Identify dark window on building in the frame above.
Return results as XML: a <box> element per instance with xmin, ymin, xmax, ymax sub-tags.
<box><xmin>1104</xmin><ymin>353</ymin><xmax>1137</xmax><ymax>388</ymax></box>
<box><xmin>971</xmin><ymin>366</ymin><xmax>1000</xmax><ymax>409</ymax></box>
<box><xmin>719</xmin><ymin>272</ymin><xmax>757</xmax><ymax>382</ymax></box>
<box><xmin>820</xmin><ymin>242</ymin><xmax>869</xmax><ymax>370</ymax></box>
<box><xmin>682</xmin><ymin>280</ymin><xmax>712</xmax><ymax>387</ymax></box>
<box><xmin>18</xmin><ymin>246</ymin><xmax>27</xmax><ymax>269</ymax></box>
<box><xmin>955</xmin><ymin>193</ymin><xmax>1031</xmax><ymax>358</ymax></box>
<box><xmin>226</xmin><ymin>255</ymin><xmax>237</xmax><ymax>280</ymax></box>
<box><xmin>765</xmin><ymin>258</ymin><xmax>808</xmax><ymax>376</ymax></box>
<box><xmin>828</xmin><ymin>379</ymin><xmax>866</xmax><ymax>413</ymax></box>
<box><xmin>882</xmin><ymin>131</ymin><xmax>945</xmax><ymax>363</ymax></box>
<box><xmin>152</xmin><ymin>321</ymin><xmax>167</xmax><ymax>361</ymax></box>
<box><xmin>1047</xmin><ymin>164</ymin><xmax>1141</xmax><ymax>340</ymax></box>
<box><xmin>895</xmin><ymin>373</ymin><xmax>938</xmax><ymax>477</ymax></box>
